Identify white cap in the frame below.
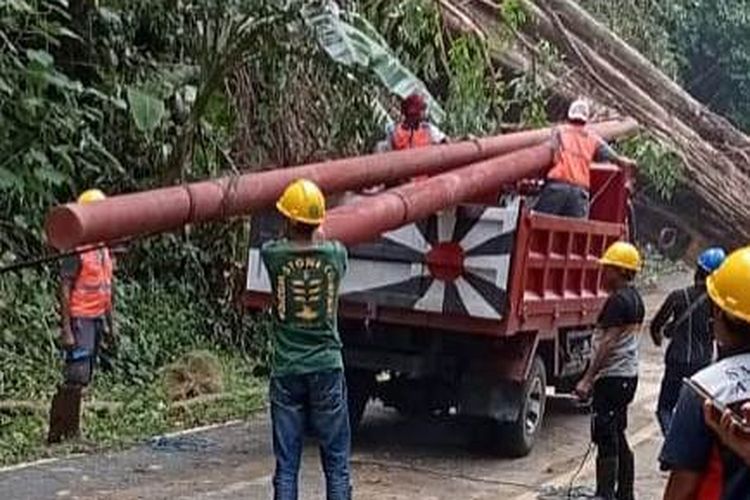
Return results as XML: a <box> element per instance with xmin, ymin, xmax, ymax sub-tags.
<box><xmin>567</xmin><ymin>99</ymin><xmax>590</xmax><ymax>123</ymax></box>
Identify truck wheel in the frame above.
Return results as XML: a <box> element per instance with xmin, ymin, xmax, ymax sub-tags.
<box><xmin>501</xmin><ymin>356</ymin><xmax>547</xmax><ymax>457</ymax></box>
<box><xmin>346</xmin><ymin>369</ymin><xmax>375</xmax><ymax>433</ymax></box>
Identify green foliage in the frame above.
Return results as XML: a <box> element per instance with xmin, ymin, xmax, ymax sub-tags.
<box><xmin>579</xmin><ymin>0</ymin><xmax>679</xmax><ymax>78</ymax></box>
<box><xmin>620</xmin><ymin>134</ymin><xmax>682</xmax><ymax>201</ymax></box>
<box><xmin>303</xmin><ymin>1</ymin><xmax>445</xmax><ymax>122</ymax></box>
<box><xmin>0</xmin><ymin>272</ymin><xmax>265</xmax><ymax>466</ymax></box>
<box><xmin>664</xmin><ymin>0</ymin><xmax>750</xmax><ymax>130</ymax></box>
<box><xmin>443</xmin><ymin>36</ymin><xmax>505</xmax><ymax>136</ymax></box>
<box><xmin>126</xmin><ymin>87</ymin><xmax>166</xmax><ymax>134</ymax></box>
<box><xmin>0</xmin><ymin>269</ymin><xmax>59</xmax><ymax>400</ymax></box>
<box><xmin>0</xmin><ymin>1</ymin><xmax>125</xmax><ymax>255</ymax></box>
<box><xmin>0</xmin><ymin>0</ymin><xmax>557</xmax><ymax>467</ymax></box>
<box><xmin>581</xmin><ymin>0</ymin><xmax>750</xmax><ymax>131</ymax></box>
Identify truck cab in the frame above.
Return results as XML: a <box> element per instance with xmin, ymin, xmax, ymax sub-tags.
<box><xmin>245</xmin><ymin>163</ymin><xmax>631</xmax><ymax>456</ymax></box>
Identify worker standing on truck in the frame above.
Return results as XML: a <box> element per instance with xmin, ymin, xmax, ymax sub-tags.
<box><xmin>650</xmin><ymin>247</ymin><xmax>726</xmax><ymax>435</ymax></box>
<box><xmin>380</xmin><ymin>93</ymin><xmax>447</xmax><ymax>152</ymax></box>
<box><xmin>661</xmin><ymin>246</ymin><xmax>750</xmax><ymax>499</ymax></box>
<box><xmin>575</xmin><ymin>241</ymin><xmax>644</xmax><ymax>500</ymax></box>
<box><xmin>48</xmin><ymin>189</ymin><xmax>116</xmax><ymax>444</ymax></box>
<box><xmin>261</xmin><ymin>179</ymin><xmax>351</xmax><ymax>500</ymax></box>
<box><xmin>535</xmin><ymin>99</ymin><xmax>637</xmax><ymax>218</ymax></box>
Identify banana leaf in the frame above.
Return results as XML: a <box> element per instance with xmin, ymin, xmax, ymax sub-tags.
<box><xmin>301</xmin><ymin>1</ymin><xmax>445</xmax><ymax>123</ymax></box>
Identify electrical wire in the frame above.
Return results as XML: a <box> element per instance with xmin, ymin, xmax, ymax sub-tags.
<box><xmin>350</xmin><ymin>457</ymin><xmax>539</xmax><ymax>491</ymax></box>
<box><xmin>0</xmin><ymin>243</ymin><xmax>107</xmax><ymax>275</ymax></box>
<box><xmin>566</xmin><ymin>442</ymin><xmax>595</xmax><ymax>499</ymax></box>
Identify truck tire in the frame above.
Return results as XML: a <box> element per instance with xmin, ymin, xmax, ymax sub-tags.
<box><xmin>346</xmin><ymin>368</ymin><xmax>375</xmax><ymax>433</ymax></box>
<box><xmin>501</xmin><ymin>356</ymin><xmax>547</xmax><ymax>457</ymax></box>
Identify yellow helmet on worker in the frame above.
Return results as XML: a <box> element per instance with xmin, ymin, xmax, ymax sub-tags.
<box><xmin>276</xmin><ymin>179</ymin><xmax>326</xmax><ymax>225</ymax></box>
<box><xmin>600</xmin><ymin>241</ymin><xmax>641</xmax><ymax>272</ymax></box>
<box><xmin>77</xmin><ymin>189</ymin><xmax>106</xmax><ymax>205</ymax></box>
<box><xmin>707</xmin><ymin>246</ymin><xmax>750</xmax><ymax>323</ymax></box>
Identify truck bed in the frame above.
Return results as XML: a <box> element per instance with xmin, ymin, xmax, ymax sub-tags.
<box><xmin>245</xmin><ymin>163</ymin><xmax>629</xmax><ymax>338</ymax></box>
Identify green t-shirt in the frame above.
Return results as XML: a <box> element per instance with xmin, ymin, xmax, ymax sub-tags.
<box><xmin>261</xmin><ymin>239</ymin><xmax>348</xmax><ymax>376</ymax></box>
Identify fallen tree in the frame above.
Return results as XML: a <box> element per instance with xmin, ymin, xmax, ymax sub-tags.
<box><xmin>441</xmin><ymin>0</ymin><xmax>750</xmax><ymax>248</ymax></box>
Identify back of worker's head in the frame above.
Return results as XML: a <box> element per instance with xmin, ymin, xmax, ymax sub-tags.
<box><xmin>695</xmin><ymin>247</ymin><xmax>727</xmax><ymax>287</ymax></box>
<box><xmin>567</xmin><ymin>99</ymin><xmax>590</xmax><ymax>125</ymax></box>
<box><xmin>276</xmin><ymin>179</ymin><xmax>326</xmax><ymax>240</ymax></box>
<box><xmin>707</xmin><ymin>246</ymin><xmax>750</xmax><ymax>348</ymax></box>
<box><xmin>402</xmin><ymin>93</ymin><xmax>427</xmax><ymax>122</ymax></box>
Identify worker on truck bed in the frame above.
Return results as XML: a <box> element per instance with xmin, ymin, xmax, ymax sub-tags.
<box><xmin>661</xmin><ymin>246</ymin><xmax>750</xmax><ymax>499</ymax></box>
<box><xmin>48</xmin><ymin>189</ymin><xmax>116</xmax><ymax>444</ymax></box>
<box><xmin>535</xmin><ymin>99</ymin><xmax>637</xmax><ymax>218</ymax></box>
<box><xmin>261</xmin><ymin>179</ymin><xmax>351</xmax><ymax>500</ymax></box>
<box><xmin>575</xmin><ymin>242</ymin><xmax>644</xmax><ymax>500</ymax></box>
<box><xmin>380</xmin><ymin>93</ymin><xmax>447</xmax><ymax>152</ymax></box>
<box><xmin>650</xmin><ymin>247</ymin><xmax>726</xmax><ymax>435</ymax></box>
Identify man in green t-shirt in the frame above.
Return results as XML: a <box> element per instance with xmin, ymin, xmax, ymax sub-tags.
<box><xmin>261</xmin><ymin>179</ymin><xmax>350</xmax><ymax>500</ymax></box>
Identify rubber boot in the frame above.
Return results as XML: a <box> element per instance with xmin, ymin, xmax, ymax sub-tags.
<box><xmin>47</xmin><ymin>385</ymin><xmax>83</xmax><ymax>444</ymax></box>
<box><xmin>595</xmin><ymin>456</ymin><xmax>618</xmax><ymax>500</ymax></box>
<box><xmin>616</xmin><ymin>447</ymin><xmax>635</xmax><ymax>500</ymax></box>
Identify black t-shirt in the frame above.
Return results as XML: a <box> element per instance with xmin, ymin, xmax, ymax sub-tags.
<box><xmin>598</xmin><ymin>285</ymin><xmax>645</xmax><ymax>328</ymax></box>
<box><xmin>594</xmin><ymin>285</ymin><xmax>645</xmax><ymax>378</ymax></box>
<box><xmin>650</xmin><ymin>285</ymin><xmax>713</xmax><ymax>367</ymax></box>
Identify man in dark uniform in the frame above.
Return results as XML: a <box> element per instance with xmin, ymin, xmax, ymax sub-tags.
<box><xmin>48</xmin><ymin>189</ymin><xmax>115</xmax><ymax>444</ymax></box>
<box><xmin>661</xmin><ymin>246</ymin><xmax>750</xmax><ymax>500</ymax></box>
<box><xmin>650</xmin><ymin>247</ymin><xmax>726</xmax><ymax>434</ymax></box>
<box><xmin>261</xmin><ymin>179</ymin><xmax>351</xmax><ymax>500</ymax></box>
<box><xmin>575</xmin><ymin>241</ymin><xmax>645</xmax><ymax>500</ymax></box>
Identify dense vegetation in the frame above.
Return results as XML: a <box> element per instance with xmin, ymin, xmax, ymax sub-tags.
<box><xmin>0</xmin><ymin>0</ymin><xmax>543</xmax><ymax>465</ymax></box>
<box><xmin>2</xmin><ymin>0</ymin><xmax>748</xmax><ymax>466</ymax></box>
<box><xmin>582</xmin><ymin>0</ymin><xmax>750</xmax><ymax>132</ymax></box>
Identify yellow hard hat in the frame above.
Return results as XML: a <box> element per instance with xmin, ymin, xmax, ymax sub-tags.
<box><xmin>276</xmin><ymin>179</ymin><xmax>326</xmax><ymax>225</ymax></box>
<box><xmin>707</xmin><ymin>246</ymin><xmax>750</xmax><ymax>323</ymax></box>
<box><xmin>600</xmin><ymin>241</ymin><xmax>641</xmax><ymax>272</ymax></box>
<box><xmin>77</xmin><ymin>189</ymin><xmax>106</xmax><ymax>204</ymax></box>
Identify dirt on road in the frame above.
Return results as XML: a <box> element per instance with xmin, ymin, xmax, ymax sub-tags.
<box><xmin>0</xmin><ymin>272</ymin><xmax>688</xmax><ymax>500</ymax></box>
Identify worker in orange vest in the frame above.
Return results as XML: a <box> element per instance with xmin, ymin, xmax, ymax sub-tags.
<box><xmin>535</xmin><ymin>99</ymin><xmax>637</xmax><ymax>218</ymax></box>
<box><xmin>48</xmin><ymin>189</ymin><xmax>115</xmax><ymax>444</ymax></box>
<box><xmin>381</xmin><ymin>93</ymin><xmax>448</xmax><ymax>152</ymax></box>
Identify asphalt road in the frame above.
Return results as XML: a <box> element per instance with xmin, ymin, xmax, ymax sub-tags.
<box><xmin>0</xmin><ymin>273</ymin><xmax>686</xmax><ymax>500</ymax></box>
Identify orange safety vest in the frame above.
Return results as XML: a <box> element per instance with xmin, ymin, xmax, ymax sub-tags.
<box><xmin>70</xmin><ymin>247</ymin><xmax>113</xmax><ymax>318</ymax></box>
<box><xmin>547</xmin><ymin>125</ymin><xmax>600</xmax><ymax>189</ymax></box>
<box><xmin>391</xmin><ymin>123</ymin><xmax>433</xmax><ymax>150</ymax></box>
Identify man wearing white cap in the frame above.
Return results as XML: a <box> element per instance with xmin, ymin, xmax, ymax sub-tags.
<box><xmin>535</xmin><ymin>99</ymin><xmax>637</xmax><ymax>218</ymax></box>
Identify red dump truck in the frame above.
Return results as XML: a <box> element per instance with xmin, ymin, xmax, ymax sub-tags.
<box><xmin>245</xmin><ymin>163</ymin><xmax>631</xmax><ymax>457</ymax></box>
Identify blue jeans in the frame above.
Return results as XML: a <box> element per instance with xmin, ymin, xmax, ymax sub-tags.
<box><xmin>270</xmin><ymin>369</ymin><xmax>352</xmax><ymax>500</ymax></box>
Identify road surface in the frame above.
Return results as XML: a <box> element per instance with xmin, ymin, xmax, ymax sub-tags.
<box><xmin>0</xmin><ymin>273</ymin><xmax>686</xmax><ymax>500</ymax></box>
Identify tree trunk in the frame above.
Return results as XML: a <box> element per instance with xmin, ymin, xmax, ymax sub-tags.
<box><xmin>443</xmin><ymin>0</ymin><xmax>750</xmax><ymax>247</ymax></box>
<box><xmin>541</xmin><ymin>0</ymin><xmax>750</xmax><ymax>171</ymax></box>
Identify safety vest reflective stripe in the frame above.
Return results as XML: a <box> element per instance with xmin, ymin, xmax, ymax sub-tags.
<box><xmin>391</xmin><ymin>124</ymin><xmax>433</xmax><ymax>150</ymax></box>
<box><xmin>70</xmin><ymin>248</ymin><xmax>113</xmax><ymax>318</ymax></box>
<box><xmin>547</xmin><ymin>126</ymin><xmax>599</xmax><ymax>189</ymax></box>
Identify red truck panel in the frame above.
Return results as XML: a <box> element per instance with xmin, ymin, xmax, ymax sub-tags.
<box><xmin>245</xmin><ymin>163</ymin><xmax>629</xmax><ymax>338</ymax></box>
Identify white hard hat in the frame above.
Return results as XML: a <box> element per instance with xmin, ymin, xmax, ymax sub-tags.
<box><xmin>567</xmin><ymin>99</ymin><xmax>590</xmax><ymax>123</ymax></box>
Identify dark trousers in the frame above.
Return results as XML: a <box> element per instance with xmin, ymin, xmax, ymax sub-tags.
<box><xmin>534</xmin><ymin>181</ymin><xmax>589</xmax><ymax>218</ymax></box>
<box><xmin>656</xmin><ymin>363</ymin><xmax>706</xmax><ymax>435</ymax></box>
<box><xmin>63</xmin><ymin>317</ymin><xmax>105</xmax><ymax>386</ymax></box>
<box><xmin>270</xmin><ymin>369</ymin><xmax>351</xmax><ymax>500</ymax></box>
<box><xmin>592</xmin><ymin>377</ymin><xmax>638</xmax><ymax>499</ymax></box>
<box><xmin>49</xmin><ymin>317</ymin><xmax>105</xmax><ymax>444</ymax></box>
